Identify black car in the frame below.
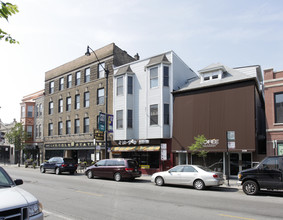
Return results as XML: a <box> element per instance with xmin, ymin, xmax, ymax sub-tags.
<box><xmin>238</xmin><ymin>156</ymin><xmax>283</xmax><ymax>195</ymax></box>
<box><xmin>85</xmin><ymin>158</ymin><xmax>141</xmax><ymax>181</ymax></box>
<box><xmin>40</xmin><ymin>157</ymin><xmax>77</xmax><ymax>175</ymax></box>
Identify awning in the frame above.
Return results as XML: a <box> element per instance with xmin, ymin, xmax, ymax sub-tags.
<box><xmin>111</xmin><ymin>146</ymin><xmax>136</xmax><ymax>152</ymax></box>
<box><xmin>136</xmin><ymin>146</ymin><xmax>160</xmax><ymax>151</ymax></box>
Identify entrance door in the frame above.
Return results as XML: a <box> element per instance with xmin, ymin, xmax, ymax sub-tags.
<box><xmin>230</xmin><ymin>153</ymin><xmax>239</xmax><ymax>176</ymax></box>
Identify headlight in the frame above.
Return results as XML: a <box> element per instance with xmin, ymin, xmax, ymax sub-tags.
<box><xmin>238</xmin><ymin>173</ymin><xmax>242</xmax><ymax>180</ymax></box>
<box><xmin>28</xmin><ymin>202</ymin><xmax>43</xmax><ymax>217</ymax></box>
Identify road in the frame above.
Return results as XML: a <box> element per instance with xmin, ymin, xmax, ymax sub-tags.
<box><xmin>2</xmin><ymin>165</ymin><xmax>283</xmax><ymax>220</ymax></box>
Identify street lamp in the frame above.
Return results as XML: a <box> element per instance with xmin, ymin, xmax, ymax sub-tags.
<box><xmin>85</xmin><ymin>45</ymin><xmax>109</xmax><ymax>159</ymax></box>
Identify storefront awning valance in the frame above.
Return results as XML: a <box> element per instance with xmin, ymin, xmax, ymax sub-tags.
<box><xmin>111</xmin><ymin>146</ymin><xmax>160</xmax><ymax>152</ymax></box>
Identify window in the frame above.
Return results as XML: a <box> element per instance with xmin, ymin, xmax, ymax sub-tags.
<box><xmin>116</xmin><ymin>110</ymin><xmax>123</xmax><ymax>129</ymax></box>
<box><xmin>75</xmin><ymin>71</ymin><xmax>81</xmax><ymax>85</ymax></box>
<box><xmin>66</xmin><ymin>120</ymin><xmax>71</xmax><ymax>134</ymax></box>
<box><xmin>97</xmin><ymin>88</ymin><xmax>104</xmax><ymax>105</ymax></box>
<box><xmin>27</xmin><ymin>106</ymin><xmax>33</xmax><ymax>117</ymax></box>
<box><xmin>163</xmin><ymin>66</ymin><xmax>169</xmax><ymax>86</ymax></box>
<box><xmin>84</xmin><ymin>117</ymin><xmax>89</xmax><ymax>133</ymax></box>
<box><xmin>35</xmin><ymin>125</ymin><xmax>38</xmax><ymax>137</ymax></box>
<box><xmin>49</xmin><ymin>81</ymin><xmax>54</xmax><ymax>94</ymax></box>
<box><xmin>128</xmin><ymin>76</ymin><xmax>133</xmax><ymax>94</ymax></box>
<box><xmin>212</xmin><ymin>75</ymin><xmax>218</xmax><ymax>79</ymax></box>
<box><xmin>59</xmin><ymin>77</ymin><xmax>64</xmax><ymax>90</ymax></box>
<box><xmin>75</xmin><ymin>94</ymin><xmax>80</xmax><ymax>109</ymax></box>
<box><xmin>21</xmin><ymin>106</ymin><xmax>25</xmax><ymax>118</ymax></box>
<box><xmin>58</xmin><ymin>99</ymin><xmax>63</xmax><ymax>113</ymax></box>
<box><xmin>49</xmin><ymin>102</ymin><xmax>53</xmax><ymax>115</ymax></box>
<box><xmin>58</xmin><ymin>122</ymin><xmax>63</xmax><ymax>135</ymax></box>
<box><xmin>261</xmin><ymin>157</ymin><xmax>279</xmax><ymax>170</ymax></box>
<box><xmin>150</xmin><ymin>104</ymin><xmax>158</xmax><ymax>125</ymax></box>
<box><xmin>98</xmin><ymin>62</ymin><xmax>105</xmax><ymax>78</ymax></box>
<box><xmin>36</xmin><ymin>105</ymin><xmax>39</xmax><ymax>117</ymax></box>
<box><xmin>127</xmin><ymin>109</ymin><xmax>133</xmax><ymax>128</ymax></box>
<box><xmin>204</xmin><ymin>76</ymin><xmax>210</xmax><ymax>81</ymax></box>
<box><xmin>85</xmin><ymin>68</ymin><xmax>90</xmax><ymax>83</ymax></box>
<box><xmin>67</xmin><ymin>74</ymin><xmax>72</xmax><ymax>88</ymax></box>
<box><xmin>182</xmin><ymin>166</ymin><xmax>197</xmax><ymax>172</ymax></box>
<box><xmin>275</xmin><ymin>93</ymin><xmax>283</xmax><ymax>123</ymax></box>
<box><xmin>164</xmin><ymin>104</ymin><xmax>169</xmax><ymax>125</ymax></box>
<box><xmin>66</xmin><ymin>97</ymin><xmax>71</xmax><ymax>111</ymax></box>
<box><xmin>39</xmin><ymin>104</ymin><xmax>42</xmax><ymax>116</ymax></box>
<box><xmin>117</xmin><ymin>77</ymin><xmax>123</xmax><ymax>95</ymax></box>
<box><xmin>27</xmin><ymin>126</ymin><xmax>32</xmax><ymax>138</ymax></box>
<box><xmin>75</xmin><ymin>119</ymin><xmax>80</xmax><ymax>134</ymax></box>
<box><xmin>39</xmin><ymin>124</ymin><xmax>42</xmax><ymax>137</ymax></box>
<box><xmin>48</xmin><ymin>123</ymin><xmax>53</xmax><ymax>136</ymax></box>
<box><xmin>84</xmin><ymin>92</ymin><xmax>89</xmax><ymax>108</ymax></box>
<box><xmin>150</xmin><ymin>67</ymin><xmax>158</xmax><ymax>88</ymax></box>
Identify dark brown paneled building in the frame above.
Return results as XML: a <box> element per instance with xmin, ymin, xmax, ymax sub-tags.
<box><xmin>172</xmin><ymin>63</ymin><xmax>266</xmax><ymax>177</ymax></box>
<box><xmin>43</xmin><ymin>43</ymin><xmax>135</xmax><ymax>162</ymax></box>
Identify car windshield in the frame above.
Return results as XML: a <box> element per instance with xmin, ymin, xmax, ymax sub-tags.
<box><xmin>0</xmin><ymin>168</ymin><xmax>14</xmax><ymax>187</ymax></box>
<box><xmin>196</xmin><ymin>165</ymin><xmax>214</xmax><ymax>172</ymax></box>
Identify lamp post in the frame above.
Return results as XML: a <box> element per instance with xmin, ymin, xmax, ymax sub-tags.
<box><xmin>85</xmin><ymin>45</ymin><xmax>109</xmax><ymax>159</ymax></box>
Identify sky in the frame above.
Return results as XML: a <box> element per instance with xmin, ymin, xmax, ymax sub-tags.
<box><xmin>0</xmin><ymin>0</ymin><xmax>283</xmax><ymax>123</ymax></box>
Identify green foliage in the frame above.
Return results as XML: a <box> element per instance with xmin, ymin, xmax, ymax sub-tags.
<box><xmin>0</xmin><ymin>1</ymin><xmax>19</xmax><ymax>44</ymax></box>
<box><xmin>5</xmin><ymin>122</ymin><xmax>28</xmax><ymax>151</ymax></box>
<box><xmin>188</xmin><ymin>135</ymin><xmax>209</xmax><ymax>166</ymax></box>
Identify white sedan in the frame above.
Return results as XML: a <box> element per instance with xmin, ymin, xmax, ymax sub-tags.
<box><xmin>151</xmin><ymin>165</ymin><xmax>224</xmax><ymax>190</ymax></box>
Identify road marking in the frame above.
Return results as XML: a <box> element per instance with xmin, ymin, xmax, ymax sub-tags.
<box><xmin>218</xmin><ymin>214</ymin><xmax>256</xmax><ymax>220</ymax></box>
<box><xmin>44</xmin><ymin>209</ymin><xmax>76</xmax><ymax>220</ymax></box>
<box><xmin>76</xmin><ymin>190</ymin><xmax>103</xmax><ymax>197</ymax></box>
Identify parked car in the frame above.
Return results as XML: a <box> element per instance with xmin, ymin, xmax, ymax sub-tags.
<box><xmin>151</xmin><ymin>165</ymin><xmax>224</xmax><ymax>190</ymax></box>
<box><xmin>85</xmin><ymin>158</ymin><xmax>141</xmax><ymax>181</ymax></box>
<box><xmin>40</xmin><ymin>157</ymin><xmax>77</xmax><ymax>175</ymax></box>
<box><xmin>238</xmin><ymin>156</ymin><xmax>283</xmax><ymax>195</ymax></box>
<box><xmin>0</xmin><ymin>166</ymin><xmax>43</xmax><ymax>219</ymax></box>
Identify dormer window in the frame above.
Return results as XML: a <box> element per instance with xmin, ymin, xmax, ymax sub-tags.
<box><xmin>204</xmin><ymin>76</ymin><xmax>210</xmax><ymax>81</ymax></box>
<box><xmin>212</xmin><ymin>75</ymin><xmax>218</xmax><ymax>79</ymax></box>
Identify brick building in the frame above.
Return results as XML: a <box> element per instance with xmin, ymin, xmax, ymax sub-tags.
<box><xmin>264</xmin><ymin>68</ymin><xmax>283</xmax><ymax>156</ymax></box>
<box><xmin>43</xmin><ymin>43</ymin><xmax>135</xmax><ymax>163</ymax></box>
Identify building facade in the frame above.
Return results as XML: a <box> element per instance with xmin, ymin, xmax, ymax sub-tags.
<box><xmin>43</xmin><ymin>43</ymin><xmax>135</xmax><ymax>163</ymax></box>
<box><xmin>172</xmin><ymin>64</ymin><xmax>266</xmax><ymax>177</ymax></box>
<box><xmin>264</xmin><ymin>68</ymin><xmax>283</xmax><ymax>156</ymax></box>
<box><xmin>20</xmin><ymin>90</ymin><xmax>45</xmax><ymax>164</ymax></box>
<box><xmin>112</xmin><ymin>51</ymin><xmax>197</xmax><ymax>174</ymax></box>
<box><xmin>0</xmin><ymin>119</ymin><xmax>17</xmax><ymax>164</ymax></box>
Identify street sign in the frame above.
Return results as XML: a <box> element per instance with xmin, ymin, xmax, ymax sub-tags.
<box><xmin>107</xmin><ymin>114</ymin><xmax>113</xmax><ymax>133</ymax></box>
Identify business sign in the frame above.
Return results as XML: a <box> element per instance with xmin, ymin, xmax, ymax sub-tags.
<box><xmin>161</xmin><ymin>143</ymin><xmax>167</xmax><ymax>161</ymax></box>
<box><xmin>94</xmin><ymin>129</ymin><xmax>104</xmax><ymax>141</ymax></box>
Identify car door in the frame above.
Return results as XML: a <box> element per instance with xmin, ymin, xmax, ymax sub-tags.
<box><xmin>180</xmin><ymin>165</ymin><xmax>198</xmax><ymax>185</ymax></box>
<box><xmin>92</xmin><ymin>160</ymin><xmax>106</xmax><ymax>177</ymax></box>
<box><xmin>257</xmin><ymin>157</ymin><xmax>282</xmax><ymax>189</ymax></box>
<box><xmin>164</xmin><ymin>166</ymin><xmax>183</xmax><ymax>185</ymax></box>
<box><xmin>45</xmin><ymin>158</ymin><xmax>55</xmax><ymax>170</ymax></box>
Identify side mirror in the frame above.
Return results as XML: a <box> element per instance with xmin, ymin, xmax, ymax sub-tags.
<box><xmin>14</xmin><ymin>179</ymin><xmax>23</xmax><ymax>185</ymax></box>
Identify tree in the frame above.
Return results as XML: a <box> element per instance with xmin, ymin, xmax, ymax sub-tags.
<box><xmin>188</xmin><ymin>135</ymin><xmax>209</xmax><ymax>166</ymax></box>
<box><xmin>5</xmin><ymin>122</ymin><xmax>27</xmax><ymax>165</ymax></box>
<box><xmin>0</xmin><ymin>1</ymin><xmax>19</xmax><ymax>44</ymax></box>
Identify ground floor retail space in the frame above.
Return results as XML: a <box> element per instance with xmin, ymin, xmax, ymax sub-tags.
<box><xmin>174</xmin><ymin>151</ymin><xmax>262</xmax><ymax>177</ymax></box>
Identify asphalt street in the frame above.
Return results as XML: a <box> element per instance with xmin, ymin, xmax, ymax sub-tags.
<box><xmin>2</xmin><ymin>165</ymin><xmax>283</xmax><ymax>220</ymax></box>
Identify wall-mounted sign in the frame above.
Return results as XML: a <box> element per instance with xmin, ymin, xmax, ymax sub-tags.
<box><xmin>161</xmin><ymin>143</ymin><xmax>167</xmax><ymax>161</ymax></box>
<box><xmin>203</xmin><ymin>139</ymin><xmax>219</xmax><ymax>148</ymax></box>
<box><xmin>94</xmin><ymin>130</ymin><xmax>104</xmax><ymax>141</ymax></box>
<box><xmin>118</xmin><ymin>139</ymin><xmax>150</xmax><ymax>146</ymax></box>
<box><xmin>99</xmin><ymin>113</ymin><xmax>106</xmax><ymax>131</ymax></box>
<box><xmin>107</xmin><ymin>114</ymin><xmax>113</xmax><ymax>133</ymax></box>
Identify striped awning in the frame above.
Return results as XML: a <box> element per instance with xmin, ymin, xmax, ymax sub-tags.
<box><xmin>111</xmin><ymin>146</ymin><xmax>136</xmax><ymax>152</ymax></box>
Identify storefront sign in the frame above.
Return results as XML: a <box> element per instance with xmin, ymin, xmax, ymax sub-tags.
<box><xmin>94</xmin><ymin>130</ymin><xmax>104</xmax><ymax>141</ymax></box>
<box><xmin>161</xmin><ymin>143</ymin><xmax>167</xmax><ymax>161</ymax></box>
<box><xmin>45</xmin><ymin>142</ymin><xmax>94</xmax><ymax>148</ymax></box>
<box><xmin>118</xmin><ymin>139</ymin><xmax>150</xmax><ymax>145</ymax></box>
<box><xmin>99</xmin><ymin>112</ymin><xmax>106</xmax><ymax>131</ymax></box>
<box><xmin>203</xmin><ymin>139</ymin><xmax>219</xmax><ymax>147</ymax></box>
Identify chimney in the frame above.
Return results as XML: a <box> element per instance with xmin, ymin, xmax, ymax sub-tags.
<box><xmin>134</xmin><ymin>53</ymin><xmax>140</xmax><ymax>61</ymax></box>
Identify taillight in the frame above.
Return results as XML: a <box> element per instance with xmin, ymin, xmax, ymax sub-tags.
<box><xmin>61</xmin><ymin>164</ymin><xmax>67</xmax><ymax>167</ymax></box>
<box><xmin>125</xmin><ymin>168</ymin><xmax>134</xmax><ymax>172</ymax></box>
<box><xmin>213</xmin><ymin>174</ymin><xmax>218</xmax><ymax>178</ymax></box>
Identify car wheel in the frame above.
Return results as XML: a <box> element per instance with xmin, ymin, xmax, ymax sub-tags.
<box><xmin>114</xmin><ymin>172</ymin><xmax>122</xmax><ymax>182</ymax></box>
<box><xmin>40</xmin><ymin>166</ymin><xmax>45</xmax><ymax>173</ymax></box>
<box><xmin>193</xmin><ymin>179</ymin><xmax>205</xmax><ymax>190</ymax></box>
<box><xmin>87</xmin><ymin>171</ymin><xmax>93</xmax><ymax>179</ymax></box>
<box><xmin>242</xmin><ymin>180</ymin><xmax>259</xmax><ymax>195</ymax></box>
<box><xmin>155</xmin><ymin>176</ymin><xmax>164</xmax><ymax>186</ymax></box>
<box><xmin>55</xmin><ymin>167</ymin><xmax>61</xmax><ymax>175</ymax></box>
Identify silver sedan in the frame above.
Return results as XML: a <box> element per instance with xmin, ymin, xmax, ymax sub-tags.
<box><xmin>151</xmin><ymin>165</ymin><xmax>224</xmax><ymax>190</ymax></box>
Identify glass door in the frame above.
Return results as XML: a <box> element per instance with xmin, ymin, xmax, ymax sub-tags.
<box><xmin>230</xmin><ymin>153</ymin><xmax>239</xmax><ymax>176</ymax></box>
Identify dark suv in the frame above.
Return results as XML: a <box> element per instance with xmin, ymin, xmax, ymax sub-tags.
<box><xmin>238</xmin><ymin>156</ymin><xmax>283</xmax><ymax>195</ymax></box>
<box><xmin>40</xmin><ymin>157</ymin><xmax>77</xmax><ymax>175</ymax></box>
<box><xmin>85</xmin><ymin>158</ymin><xmax>141</xmax><ymax>181</ymax></box>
